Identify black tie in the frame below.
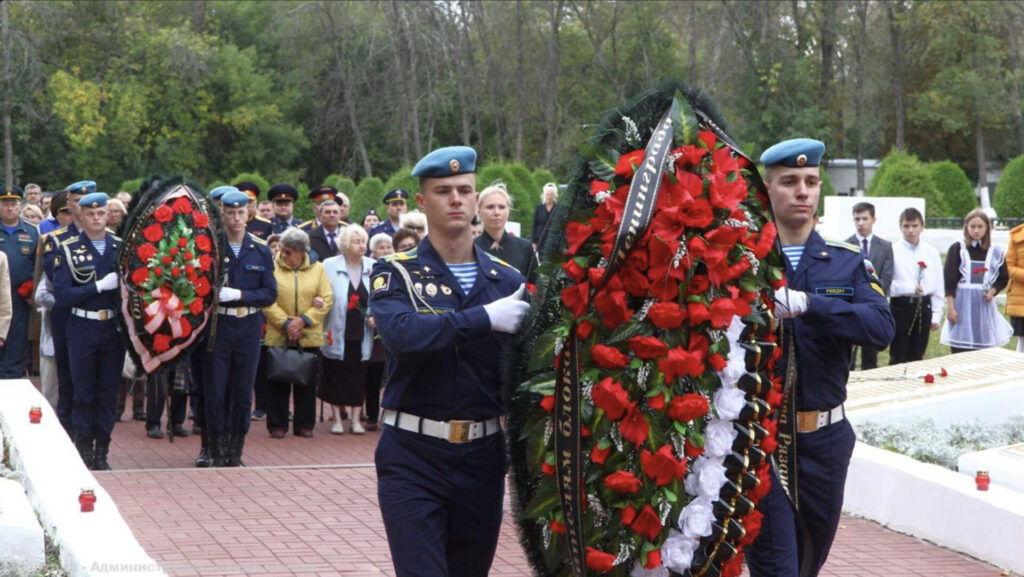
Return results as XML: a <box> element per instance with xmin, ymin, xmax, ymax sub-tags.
<box><xmin>327</xmin><ymin>231</ymin><xmax>337</xmax><ymax>255</ymax></box>
<box><xmin>861</xmin><ymin>238</ymin><xmax>869</xmax><ymax>256</ymax></box>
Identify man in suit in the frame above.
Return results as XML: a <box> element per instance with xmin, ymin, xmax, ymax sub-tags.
<box><xmin>846</xmin><ymin>201</ymin><xmax>894</xmax><ymax>369</ymax></box>
<box><xmin>308</xmin><ymin>200</ymin><xmax>346</xmax><ymax>262</ymax></box>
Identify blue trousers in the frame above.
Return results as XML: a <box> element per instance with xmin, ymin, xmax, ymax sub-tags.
<box><xmin>68</xmin><ymin>317</ymin><xmax>125</xmax><ymax>442</ymax></box>
<box><xmin>203</xmin><ymin>316</ymin><xmax>261</xmax><ymax>438</ymax></box>
<box><xmin>747</xmin><ymin>419</ymin><xmax>857</xmax><ymax>577</ymax></box>
<box><xmin>52</xmin><ymin>306</ymin><xmax>74</xmax><ymax>435</ymax></box>
<box><xmin>376</xmin><ymin>426</ymin><xmax>505</xmax><ymax>577</ymax></box>
<box><xmin>0</xmin><ymin>296</ymin><xmax>29</xmax><ymax>378</ymax></box>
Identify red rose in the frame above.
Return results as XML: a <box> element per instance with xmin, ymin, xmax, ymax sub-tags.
<box><xmin>539</xmin><ymin>395</ymin><xmax>555</xmax><ymax>413</ymax></box>
<box><xmin>593</xmin><ymin>289</ymin><xmax>632</xmax><ymax>330</ymax></box>
<box><xmin>917</xmin><ymin>261</ymin><xmax>927</xmax><ymax>269</ymax></box>
<box><xmin>627</xmin><ymin>336</ymin><xmax>668</xmax><ymax>360</ymax></box>
<box><xmin>619</xmin><ymin>404</ymin><xmax>649</xmax><ymax>446</ymax></box>
<box><xmin>641</xmin><ymin>445</ymin><xmax>686</xmax><ymax>487</ymax></box>
<box><xmin>153</xmin><ymin>205</ymin><xmax>173</xmax><ymax>223</ymax></box>
<box><xmin>924</xmin><ymin>373</ymin><xmax>935</xmax><ymax>383</ymax></box>
<box><xmin>193</xmin><ymin>212</ymin><xmax>209</xmax><ymax>228</ymax></box>
<box><xmin>143</xmin><ymin>223</ymin><xmax>164</xmax><ymax>242</ymax></box>
<box><xmin>619</xmin><ymin>504</ymin><xmax>637</xmax><ymax>526</ymax></box>
<box><xmin>667</xmin><ymin>393</ymin><xmax>709</xmax><ymax>422</ymax></box>
<box><xmin>177</xmin><ymin>237</ymin><xmax>188</xmax><ymax>248</ymax></box>
<box><xmin>131</xmin><ymin>268</ymin><xmax>149</xmax><ymax>287</ymax></box>
<box><xmin>576</xmin><ymin>319</ymin><xmax>595</xmax><ymax>340</ymax></box>
<box><xmin>687</xmin><ymin>301</ymin><xmax>711</xmax><ymax>325</ymax></box>
<box><xmin>740</xmin><ymin>510</ymin><xmax>764</xmax><ymax>546</ymax></box>
<box><xmin>194</xmin><ymin>277</ymin><xmax>211</xmax><ymax>297</ymax></box>
<box><xmin>541</xmin><ymin>461</ymin><xmax>555</xmax><ymax>476</ymax></box>
<box><xmin>591</xmin><ymin>344</ymin><xmax>629</xmax><ymax>369</ymax></box>
<box><xmin>631</xmin><ymin>505</ymin><xmax>663</xmax><ymax>541</ymax></box>
<box><xmin>561</xmin><ymin>282</ymin><xmax>590</xmax><ymax>319</ymax></box>
<box><xmin>171</xmin><ymin>196</ymin><xmax>193</xmax><ymax>214</ymax></box>
<box><xmin>603</xmin><ymin>471</ymin><xmax>642</xmax><ymax>493</ymax></box>
<box><xmin>198</xmin><ymin>254</ymin><xmax>213</xmax><ymax>272</ymax></box>
<box><xmin>591</xmin><ymin>378</ymin><xmax>631</xmax><ymax>421</ymax></box>
<box><xmin>550</xmin><ymin>518</ymin><xmax>566</xmax><ymax>535</ymax></box>
<box><xmin>195</xmin><ymin>235</ymin><xmax>211</xmax><ymax>252</ymax></box>
<box><xmin>153</xmin><ymin>334</ymin><xmax>172</xmax><ymax>353</ymax></box>
<box><xmin>644</xmin><ymin>549</ymin><xmax>662</xmax><ymax>569</ymax></box>
<box><xmin>585</xmin><ymin>547</ymin><xmax>617</xmax><ymax>572</ymax></box>
<box><xmin>709</xmin><ymin>298</ymin><xmax>737</xmax><ymax>328</ymax></box>
<box><xmin>698</xmin><ymin>129</ymin><xmax>717</xmax><ymax>151</ymax></box>
<box><xmin>162</xmin><ymin>256</ymin><xmax>174</xmax><ymax>265</ymax></box>
<box><xmin>646</xmin><ymin>302</ymin><xmax>686</xmax><ymax>329</ymax></box>
<box><xmin>684</xmin><ymin>438</ymin><xmax>704</xmax><ymax>458</ymax></box>
<box><xmin>137</xmin><ymin>243</ymin><xmax>157</xmax><ymax>261</ymax></box>
<box><xmin>659</xmin><ymin>346</ymin><xmax>704</xmax><ymax>382</ymax></box>
<box><xmin>562</xmin><ymin>259</ymin><xmax>587</xmax><ymax>282</ymax></box>
<box><xmin>647</xmin><ymin>391</ymin><xmax>665</xmax><ymax>412</ymax></box>
<box><xmin>17</xmin><ymin>280</ymin><xmax>34</xmax><ymax>299</ymax></box>
<box><xmin>188</xmin><ymin>299</ymin><xmax>204</xmax><ymax>316</ymax></box>
<box><xmin>591</xmin><ymin>444</ymin><xmax>611</xmax><ymax>465</ymax></box>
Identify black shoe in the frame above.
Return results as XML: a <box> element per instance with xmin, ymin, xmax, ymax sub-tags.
<box><xmin>133</xmin><ymin>411</ymin><xmax>147</xmax><ymax>421</ymax></box>
<box><xmin>171</xmin><ymin>424</ymin><xmax>189</xmax><ymax>437</ymax></box>
<box><xmin>192</xmin><ymin>424</ymin><xmax>202</xmax><ymax>435</ymax></box>
<box><xmin>226</xmin><ymin>435</ymin><xmax>246</xmax><ymax>467</ymax></box>
<box><xmin>213</xmin><ymin>434</ymin><xmax>229</xmax><ymax>467</ymax></box>
<box><xmin>146</xmin><ymin>426</ymin><xmax>165</xmax><ymax>439</ymax></box>
<box><xmin>195</xmin><ymin>432</ymin><xmax>213</xmax><ymax>468</ymax></box>
<box><xmin>75</xmin><ymin>438</ymin><xmax>94</xmax><ymax>470</ymax></box>
<box><xmin>93</xmin><ymin>440</ymin><xmax>112</xmax><ymax>471</ymax></box>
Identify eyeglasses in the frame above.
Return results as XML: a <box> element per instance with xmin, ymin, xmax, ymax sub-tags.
<box><xmin>407</xmin><ymin>225</ymin><xmax>424</xmax><ymax>232</ymax></box>
<box><xmin>58</xmin><ymin>208</ymin><xmax>71</xmax><ymax>214</ymax></box>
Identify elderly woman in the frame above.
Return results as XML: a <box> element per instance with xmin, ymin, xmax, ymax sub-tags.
<box><xmin>392</xmin><ymin>227</ymin><xmax>420</xmax><ymax>253</ymax></box>
<box><xmin>363</xmin><ymin>233</ymin><xmax>394</xmax><ymax>431</ymax></box>
<box><xmin>531</xmin><ymin>182</ymin><xmax>558</xmax><ymax>249</ymax></box>
<box><xmin>262</xmin><ymin>228</ymin><xmax>333</xmax><ymax>438</ymax></box>
<box><xmin>318</xmin><ymin>225</ymin><xmax>375</xmax><ymax>434</ymax></box>
<box><xmin>107</xmin><ymin>198</ymin><xmax>128</xmax><ymax>233</ymax></box>
<box><xmin>398</xmin><ymin>211</ymin><xmax>427</xmax><ymax>237</ymax></box>
<box><xmin>474</xmin><ymin>184</ymin><xmax>536</xmax><ymax>279</ymax></box>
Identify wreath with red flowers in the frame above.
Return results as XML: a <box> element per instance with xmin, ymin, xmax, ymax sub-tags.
<box><xmin>509</xmin><ymin>86</ymin><xmax>785</xmax><ymax>577</ymax></box>
<box><xmin>118</xmin><ymin>178</ymin><xmax>220</xmax><ymax>374</ymax></box>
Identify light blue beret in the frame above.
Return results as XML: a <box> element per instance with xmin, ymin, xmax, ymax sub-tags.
<box><xmin>411</xmin><ymin>146</ymin><xmax>477</xmax><ymax>178</ymax></box>
<box><xmin>220</xmin><ymin>190</ymin><xmax>250</xmax><ymax>208</ymax></box>
<box><xmin>759</xmin><ymin>138</ymin><xmax>825</xmax><ymax>168</ymax></box>
<box><xmin>67</xmin><ymin>180</ymin><xmax>97</xmax><ymax>196</ymax></box>
<box><xmin>210</xmin><ymin>186</ymin><xmax>238</xmax><ymax>200</ymax></box>
<box><xmin>79</xmin><ymin>192</ymin><xmax>108</xmax><ymax>208</ymax></box>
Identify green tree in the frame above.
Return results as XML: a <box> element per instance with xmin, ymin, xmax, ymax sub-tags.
<box><xmin>994</xmin><ymin>156</ymin><xmax>1024</xmax><ymax>218</ymax></box>
<box><xmin>532</xmin><ymin>168</ymin><xmax>558</xmax><ymax>192</ymax></box>
<box><xmin>868</xmin><ymin>154</ymin><xmax>947</xmax><ymax>217</ymax></box>
<box><xmin>229</xmin><ymin>172</ymin><xmax>270</xmax><ymax>196</ymax></box>
<box><xmin>352</xmin><ymin>177</ymin><xmax>387</xmax><ymax>230</ymax></box>
<box><xmin>926</xmin><ymin>161</ymin><xmax>976</xmax><ymax>218</ymax></box>
<box><xmin>384</xmin><ymin>168</ymin><xmax>418</xmax><ymax>198</ymax></box>
<box><xmin>867</xmin><ymin>150</ymin><xmax>916</xmax><ymax>197</ymax></box>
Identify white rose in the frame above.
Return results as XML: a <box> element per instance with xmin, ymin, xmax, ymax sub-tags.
<box><xmin>630</xmin><ymin>562</ymin><xmax>670</xmax><ymax>577</ymax></box>
<box><xmin>661</xmin><ymin>529</ymin><xmax>697</xmax><ymax>573</ymax></box>
<box><xmin>714</xmin><ymin>388</ymin><xmax>747</xmax><ymax>421</ymax></box>
<box><xmin>704</xmin><ymin>419</ymin><xmax>738</xmax><ymax>457</ymax></box>
<box><xmin>698</xmin><ymin>457</ymin><xmax>727</xmax><ymax>498</ymax></box>
<box><xmin>681</xmin><ymin>498</ymin><xmax>714</xmax><ymax>539</ymax></box>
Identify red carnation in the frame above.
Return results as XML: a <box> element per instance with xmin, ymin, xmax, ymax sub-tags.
<box><xmin>153</xmin><ymin>205</ymin><xmax>173</xmax><ymax>223</ymax></box>
<box><xmin>709</xmin><ymin>298</ymin><xmax>737</xmax><ymax>328</ymax></box>
<box><xmin>761</xmin><ymin>418</ymin><xmax>779</xmax><ymax>454</ymax></box>
<box><xmin>565</xmin><ymin>221</ymin><xmax>594</xmax><ymax>256</ymax></box>
<box><xmin>591</xmin><ymin>444</ymin><xmax>611</xmax><ymax>465</ymax></box>
<box><xmin>647</xmin><ymin>302</ymin><xmax>687</xmax><ymax>329</ymax></box>
<box><xmin>591</xmin><ymin>344</ymin><xmax>629</xmax><ymax>369</ymax></box>
<box><xmin>137</xmin><ymin>243</ymin><xmax>157</xmax><ymax>261</ymax></box>
<box><xmin>185</xmin><ymin>264</ymin><xmax>195</xmax><ymax>276</ymax></box>
<box><xmin>631</xmin><ymin>505</ymin><xmax>664</xmax><ymax>541</ymax></box>
<box><xmin>577</xmin><ymin>319</ymin><xmax>595</xmax><ymax>340</ymax></box>
<box><xmin>562</xmin><ymin>259</ymin><xmax>587</xmax><ymax>283</ymax></box>
<box><xmin>708</xmin><ymin>352</ymin><xmax>727</xmax><ymax>371</ymax></box>
<box><xmin>924</xmin><ymin>373</ymin><xmax>935</xmax><ymax>383</ymax></box>
<box><xmin>593</xmin><ymin>289</ymin><xmax>632</xmax><ymax>330</ymax></box>
<box><xmin>550</xmin><ymin>518</ymin><xmax>566</xmax><ymax>535</ymax></box>
<box><xmin>603</xmin><ymin>471</ymin><xmax>642</xmax><ymax>493</ymax></box>
<box><xmin>667</xmin><ymin>393</ymin><xmax>709</xmax><ymax>423</ymax></box>
<box><xmin>184</xmin><ymin>251</ymin><xmax>194</xmax><ymax>260</ymax></box>
<box><xmin>195</xmin><ymin>235</ymin><xmax>211</xmax><ymax>252</ymax></box>
<box><xmin>641</xmin><ymin>445</ymin><xmax>686</xmax><ymax>487</ymax></box>
<box><xmin>17</xmin><ymin>280</ymin><xmax>34</xmax><ymax>299</ymax></box>
<box><xmin>179</xmin><ymin>317</ymin><xmax>192</xmax><ymax>339</ymax></box>
<box><xmin>740</xmin><ymin>510</ymin><xmax>764</xmax><ymax>547</ymax></box>
<box><xmin>171</xmin><ymin>196</ymin><xmax>193</xmax><ymax>214</ymax></box>
<box><xmin>561</xmin><ymin>282</ymin><xmax>590</xmax><ymax>319</ymax></box>
<box><xmin>917</xmin><ymin>261</ymin><xmax>927</xmax><ymax>269</ymax></box>
<box><xmin>143</xmin><ymin>223</ymin><xmax>164</xmax><ymax>242</ymax></box>
<box><xmin>177</xmin><ymin>237</ymin><xmax>188</xmax><ymax>248</ymax></box>
<box><xmin>198</xmin><ymin>254</ymin><xmax>213</xmax><ymax>272</ymax></box>
<box><xmin>590</xmin><ymin>180</ymin><xmax>610</xmax><ymax>196</ymax></box>
<box><xmin>684</xmin><ymin>438</ymin><xmax>704</xmax><ymax>458</ymax></box>
<box><xmin>188</xmin><ymin>299</ymin><xmax>204</xmax><ymax>316</ymax></box>
<box><xmin>539</xmin><ymin>395</ymin><xmax>555</xmax><ymax>413</ymax></box>
<box><xmin>619</xmin><ymin>504</ymin><xmax>637</xmax><ymax>526</ymax></box>
<box><xmin>647</xmin><ymin>391</ymin><xmax>665</xmax><ymax>412</ymax></box>
<box><xmin>591</xmin><ymin>377</ymin><xmax>631</xmax><ymax>421</ymax></box>
<box><xmin>644</xmin><ymin>549</ymin><xmax>662</xmax><ymax>569</ymax></box>
<box><xmin>171</xmin><ymin>267</ymin><xmax>181</xmax><ymax>278</ymax></box>
<box><xmin>348</xmin><ymin>293</ymin><xmax>360</xmax><ymax>310</ymax></box>
<box><xmin>153</xmin><ymin>334</ymin><xmax>172</xmax><ymax>353</ymax></box>
<box><xmin>659</xmin><ymin>346</ymin><xmax>704</xmax><ymax>382</ymax></box>
<box><xmin>722</xmin><ymin>555</ymin><xmax>744</xmax><ymax>577</ymax></box>
<box><xmin>153</xmin><ymin>267</ymin><xmax>164</xmax><ymax>277</ymax></box>
<box><xmin>194</xmin><ymin>277</ymin><xmax>211</xmax><ymax>297</ymax></box>
<box><xmin>161</xmin><ymin>256</ymin><xmax>173</xmax><ymax>265</ymax></box>
<box><xmin>193</xmin><ymin>212</ymin><xmax>209</xmax><ymax>228</ymax></box>
<box><xmin>686</xmin><ymin>301</ymin><xmax>711</xmax><ymax>325</ymax></box>
<box><xmin>131</xmin><ymin>268</ymin><xmax>149</xmax><ymax>287</ymax></box>
<box><xmin>619</xmin><ymin>404</ymin><xmax>649</xmax><ymax>446</ymax></box>
<box><xmin>541</xmin><ymin>461</ymin><xmax>555</xmax><ymax>476</ymax></box>
<box><xmin>940</xmin><ymin>367</ymin><xmax>949</xmax><ymax>377</ymax></box>
<box><xmin>614</xmin><ymin>149</ymin><xmax>645</xmax><ymax>179</ymax></box>
<box><xmin>169</xmin><ymin>247</ymin><xmax>179</xmax><ymax>256</ymax></box>
<box><xmin>627</xmin><ymin>336</ymin><xmax>668</xmax><ymax>360</ymax></box>
<box><xmin>585</xmin><ymin>547</ymin><xmax>617</xmax><ymax>572</ymax></box>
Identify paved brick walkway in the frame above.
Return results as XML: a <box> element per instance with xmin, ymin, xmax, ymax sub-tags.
<box><xmin>90</xmin><ymin>414</ymin><xmax>1013</xmax><ymax>577</ymax></box>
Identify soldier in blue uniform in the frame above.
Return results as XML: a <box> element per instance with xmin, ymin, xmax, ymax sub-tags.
<box><xmin>53</xmin><ymin>192</ymin><xmax>124</xmax><ymax>470</ymax></box>
<box><xmin>368</xmin><ymin>188</ymin><xmax>409</xmax><ymax>239</ymax></box>
<box><xmin>267</xmin><ymin>184</ymin><xmax>302</xmax><ymax>234</ymax></box>
<box><xmin>298</xmin><ymin>185</ymin><xmax>340</xmax><ymax>232</ymax></box>
<box><xmin>235</xmin><ymin>181</ymin><xmax>274</xmax><ymax>240</ymax></box>
<box><xmin>747</xmin><ymin>139</ymin><xmax>895</xmax><ymax>577</ymax></box>
<box><xmin>370</xmin><ymin>146</ymin><xmax>530</xmax><ymax>577</ymax></box>
<box><xmin>204</xmin><ymin>189</ymin><xmax>278</xmax><ymax>467</ymax></box>
<box><xmin>41</xmin><ymin>180</ymin><xmax>94</xmax><ymax>436</ymax></box>
<box><xmin>0</xmin><ymin>184</ymin><xmax>39</xmax><ymax>377</ymax></box>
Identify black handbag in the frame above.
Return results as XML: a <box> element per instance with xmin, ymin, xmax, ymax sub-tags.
<box><xmin>265</xmin><ymin>343</ymin><xmax>318</xmax><ymax>387</ymax></box>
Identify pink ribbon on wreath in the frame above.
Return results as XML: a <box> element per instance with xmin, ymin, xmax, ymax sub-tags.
<box><xmin>143</xmin><ymin>286</ymin><xmax>186</xmax><ymax>338</ymax></box>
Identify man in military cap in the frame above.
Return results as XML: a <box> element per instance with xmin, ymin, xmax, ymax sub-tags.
<box><xmin>371</xmin><ymin>145</ymin><xmax>529</xmax><ymax>577</ymax></box>
<box><xmin>204</xmin><ymin>188</ymin><xmax>277</xmax><ymax>467</ymax></box>
<box><xmin>369</xmin><ymin>188</ymin><xmax>409</xmax><ymax>239</ymax></box>
<box><xmin>299</xmin><ymin>185</ymin><xmax>340</xmax><ymax>232</ymax></box>
<box><xmin>746</xmin><ymin>139</ymin><xmax>894</xmax><ymax>577</ymax></box>
<box><xmin>234</xmin><ymin>181</ymin><xmax>274</xmax><ymax>241</ymax></box>
<box><xmin>53</xmin><ymin>192</ymin><xmax>123</xmax><ymax>470</ymax></box>
<box><xmin>267</xmin><ymin>184</ymin><xmax>302</xmax><ymax>234</ymax></box>
<box><xmin>0</xmin><ymin>184</ymin><xmax>40</xmax><ymax>378</ymax></box>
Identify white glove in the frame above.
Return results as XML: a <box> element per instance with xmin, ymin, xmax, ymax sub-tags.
<box><xmin>774</xmin><ymin>287</ymin><xmax>808</xmax><ymax>319</ymax></box>
<box><xmin>483</xmin><ymin>284</ymin><xmax>529</xmax><ymax>334</ymax></box>
<box><xmin>95</xmin><ymin>272</ymin><xmax>119</xmax><ymax>293</ymax></box>
<box><xmin>219</xmin><ymin>287</ymin><xmax>242</xmax><ymax>303</ymax></box>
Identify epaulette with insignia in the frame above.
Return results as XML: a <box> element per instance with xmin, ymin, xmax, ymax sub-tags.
<box><xmin>825</xmin><ymin>238</ymin><xmax>860</xmax><ymax>253</ymax></box>
<box><xmin>254</xmin><ymin>216</ymin><xmax>271</xmax><ymax>224</ymax></box>
<box><xmin>248</xmin><ymin>234</ymin><xmax>268</xmax><ymax>245</ymax></box>
<box><xmin>61</xmin><ymin>236</ymin><xmax>78</xmax><ymax>246</ymax></box>
<box><xmin>111</xmin><ymin>233</ymin><xmax>123</xmax><ymax>242</ymax></box>
<box><xmin>483</xmin><ymin>252</ymin><xmax>515</xmax><ymax>269</ymax></box>
<box><xmin>298</xmin><ymin>220</ymin><xmax>314</xmax><ymax>230</ymax></box>
<box><xmin>383</xmin><ymin>247</ymin><xmax>418</xmax><ymax>262</ymax></box>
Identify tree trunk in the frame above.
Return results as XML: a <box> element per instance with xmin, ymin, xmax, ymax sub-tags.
<box><xmin>1005</xmin><ymin>6</ymin><xmax>1024</xmax><ymax>153</ymax></box>
<box><xmin>2</xmin><ymin>1</ymin><xmax>11</xmax><ymax>185</ymax></box>
<box><xmin>976</xmin><ymin>112</ymin><xmax>988</xmax><ymax>201</ymax></box>
<box><xmin>887</xmin><ymin>1</ymin><xmax>906</xmax><ymax>151</ymax></box>
<box><xmin>191</xmin><ymin>0</ymin><xmax>206</xmax><ymax>35</ymax></box>
<box><xmin>854</xmin><ymin>0</ymin><xmax>868</xmax><ymax>193</ymax></box>
<box><xmin>385</xmin><ymin>1</ymin><xmax>410</xmax><ymax>166</ymax></box>
<box><xmin>512</xmin><ymin>0</ymin><xmax>525</xmax><ymax>162</ymax></box>
<box><xmin>470</xmin><ymin>0</ymin><xmax>507</xmax><ymax>160</ymax></box>
<box><xmin>687</xmin><ymin>2</ymin><xmax>698</xmax><ymax>85</ymax></box>
<box><xmin>542</xmin><ymin>1</ymin><xmax>563</xmax><ymax>166</ymax></box>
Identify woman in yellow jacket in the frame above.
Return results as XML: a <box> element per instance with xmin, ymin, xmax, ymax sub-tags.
<box><xmin>1008</xmin><ymin>223</ymin><xmax>1024</xmax><ymax>352</ymax></box>
<box><xmin>262</xmin><ymin>228</ymin><xmax>333</xmax><ymax>438</ymax></box>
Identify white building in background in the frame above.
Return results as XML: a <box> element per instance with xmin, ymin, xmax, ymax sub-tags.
<box><xmin>825</xmin><ymin>158</ymin><xmax>881</xmax><ymax>196</ymax></box>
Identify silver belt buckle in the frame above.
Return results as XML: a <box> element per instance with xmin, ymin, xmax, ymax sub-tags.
<box><xmin>447</xmin><ymin>420</ymin><xmax>472</xmax><ymax>443</ymax></box>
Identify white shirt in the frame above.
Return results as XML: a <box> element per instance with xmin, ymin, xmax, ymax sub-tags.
<box><xmin>891</xmin><ymin>238</ymin><xmax>944</xmax><ymax>325</ymax></box>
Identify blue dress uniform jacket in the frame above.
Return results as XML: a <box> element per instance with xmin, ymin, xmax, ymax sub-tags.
<box><xmin>204</xmin><ymin>233</ymin><xmax>277</xmax><ymax>439</ymax></box>
<box><xmin>747</xmin><ymin>230</ymin><xmax>894</xmax><ymax>577</ymax></box>
<box><xmin>369</xmin><ymin>237</ymin><xmax>525</xmax><ymax>577</ymax></box>
<box><xmin>246</xmin><ymin>216</ymin><xmax>274</xmax><ymax>240</ymax></box>
<box><xmin>41</xmin><ymin>223</ymin><xmax>79</xmax><ymax>434</ymax></box>
<box><xmin>368</xmin><ymin>219</ymin><xmax>399</xmax><ymax>240</ymax></box>
<box><xmin>52</xmin><ymin>231</ymin><xmax>125</xmax><ymax>443</ymax></box>
<box><xmin>0</xmin><ymin>218</ymin><xmax>39</xmax><ymax>377</ymax></box>
<box><xmin>269</xmin><ymin>215</ymin><xmax>301</xmax><ymax>234</ymax></box>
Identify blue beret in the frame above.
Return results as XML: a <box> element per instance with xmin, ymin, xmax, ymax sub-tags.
<box><xmin>382</xmin><ymin>188</ymin><xmax>409</xmax><ymax>204</ymax></box>
<box><xmin>0</xmin><ymin>183</ymin><xmax>23</xmax><ymax>200</ymax></box>
<box><xmin>760</xmin><ymin>138</ymin><xmax>825</xmax><ymax>168</ymax></box>
<box><xmin>210</xmin><ymin>186</ymin><xmax>238</xmax><ymax>200</ymax></box>
<box><xmin>79</xmin><ymin>192</ymin><xmax>108</xmax><ymax>209</ymax></box>
<box><xmin>411</xmin><ymin>146</ymin><xmax>477</xmax><ymax>178</ymax></box>
<box><xmin>268</xmin><ymin>184</ymin><xmax>298</xmax><ymax>201</ymax></box>
<box><xmin>221</xmin><ymin>191</ymin><xmax>250</xmax><ymax>208</ymax></box>
<box><xmin>67</xmin><ymin>180</ymin><xmax>97</xmax><ymax>196</ymax></box>
<box><xmin>234</xmin><ymin>181</ymin><xmax>261</xmax><ymax>200</ymax></box>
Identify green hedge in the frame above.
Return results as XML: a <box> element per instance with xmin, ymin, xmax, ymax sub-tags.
<box><xmin>351</xmin><ymin>177</ymin><xmax>386</xmax><ymax>228</ymax></box>
<box><xmin>995</xmin><ymin>156</ymin><xmax>1024</xmax><ymax>218</ymax></box>
<box><xmin>866</xmin><ymin>150</ymin><xmax>915</xmax><ymax>197</ymax></box>
<box><xmin>866</xmin><ymin>152</ymin><xmax>947</xmax><ymax>217</ymax></box>
<box><xmin>926</xmin><ymin>161</ymin><xmax>976</xmax><ymax>218</ymax></box>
